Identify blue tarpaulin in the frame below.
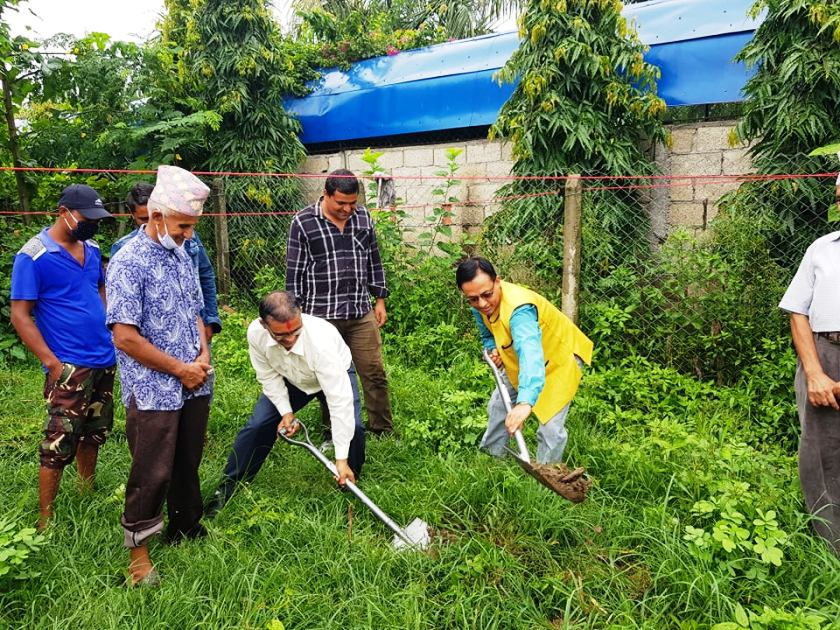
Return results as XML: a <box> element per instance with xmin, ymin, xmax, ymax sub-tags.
<box><xmin>284</xmin><ymin>0</ymin><xmax>764</xmax><ymax>145</ymax></box>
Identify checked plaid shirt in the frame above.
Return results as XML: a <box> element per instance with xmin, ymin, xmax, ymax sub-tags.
<box><xmin>286</xmin><ymin>199</ymin><xmax>389</xmax><ymax>319</ymax></box>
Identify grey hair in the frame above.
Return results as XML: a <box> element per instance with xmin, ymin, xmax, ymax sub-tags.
<box><xmin>259</xmin><ymin>291</ymin><xmax>301</xmax><ymax>323</ymax></box>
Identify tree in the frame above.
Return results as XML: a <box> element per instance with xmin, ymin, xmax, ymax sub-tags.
<box><xmin>24</xmin><ymin>33</ymin><xmax>144</xmax><ymax>168</ymax></box>
<box><xmin>295</xmin><ymin>0</ymin><xmax>524</xmax><ymax>42</ymax></box>
<box><xmin>725</xmin><ymin>0</ymin><xmax>840</xmax><ymax>262</ymax></box>
<box><xmin>487</xmin><ymin>0</ymin><xmax>668</xmax><ymax>244</ymax></box>
<box><xmin>0</xmin><ymin>0</ymin><xmax>36</xmax><ymax>215</ymax></box>
<box><xmin>149</xmin><ymin>0</ymin><xmax>306</xmax><ymax>206</ymax></box>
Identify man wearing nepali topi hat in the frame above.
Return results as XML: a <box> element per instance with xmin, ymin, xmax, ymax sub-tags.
<box><xmin>106</xmin><ymin>165</ymin><xmax>213</xmax><ymax>586</ymax></box>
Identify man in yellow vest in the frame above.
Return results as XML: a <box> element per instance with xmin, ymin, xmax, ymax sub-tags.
<box><xmin>456</xmin><ymin>257</ymin><xmax>593</xmax><ymax>464</ymax></box>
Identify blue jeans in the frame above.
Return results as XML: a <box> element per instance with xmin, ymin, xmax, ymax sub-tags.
<box><xmin>220</xmin><ymin>367</ymin><xmax>365</xmax><ymax>495</ymax></box>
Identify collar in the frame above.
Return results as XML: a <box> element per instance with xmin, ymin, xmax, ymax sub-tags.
<box><xmin>316</xmin><ymin>197</ymin><xmax>360</xmax><ymax>227</ymax></box>
<box><xmin>38</xmin><ymin>228</ymin><xmax>62</xmax><ymax>253</ymax></box>
<box><xmin>39</xmin><ymin>227</ymin><xmax>97</xmax><ymax>254</ymax></box>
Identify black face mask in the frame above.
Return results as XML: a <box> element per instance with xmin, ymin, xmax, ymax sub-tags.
<box><xmin>63</xmin><ymin>212</ymin><xmax>99</xmax><ymax>241</ymax></box>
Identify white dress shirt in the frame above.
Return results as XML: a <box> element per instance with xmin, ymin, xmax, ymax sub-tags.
<box><xmin>779</xmin><ymin>231</ymin><xmax>840</xmax><ymax>332</ymax></box>
<box><xmin>247</xmin><ymin>314</ymin><xmax>355</xmax><ymax>459</ymax></box>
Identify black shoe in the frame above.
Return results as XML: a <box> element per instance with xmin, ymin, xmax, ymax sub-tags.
<box><xmin>166</xmin><ymin>522</ymin><xmax>208</xmax><ymax>545</ymax></box>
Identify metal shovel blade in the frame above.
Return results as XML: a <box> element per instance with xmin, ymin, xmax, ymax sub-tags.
<box><xmin>504</xmin><ymin>446</ymin><xmax>590</xmax><ymax>503</ymax></box>
<box><xmin>392</xmin><ymin>517</ymin><xmax>432</xmax><ymax>550</ymax></box>
<box><xmin>484</xmin><ymin>350</ymin><xmax>590</xmax><ymax>502</ymax></box>
<box><xmin>278</xmin><ymin>420</ymin><xmax>431</xmax><ymax>550</ymax></box>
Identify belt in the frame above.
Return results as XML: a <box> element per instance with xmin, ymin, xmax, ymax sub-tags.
<box><xmin>817</xmin><ymin>331</ymin><xmax>840</xmax><ymax>345</ymax></box>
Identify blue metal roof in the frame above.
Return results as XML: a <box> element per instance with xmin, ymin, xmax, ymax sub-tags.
<box><xmin>284</xmin><ymin>0</ymin><xmax>764</xmax><ymax>145</ymax></box>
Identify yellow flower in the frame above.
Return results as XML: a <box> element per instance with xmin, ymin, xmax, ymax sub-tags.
<box><xmin>175</xmin><ymin>153</ymin><xmax>183</xmax><ymax>161</ymax></box>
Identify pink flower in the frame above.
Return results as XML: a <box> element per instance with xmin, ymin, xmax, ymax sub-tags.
<box><xmin>386</xmin><ymin>45</ymin><xmax>400</xmax><ymax>56</ymax></box>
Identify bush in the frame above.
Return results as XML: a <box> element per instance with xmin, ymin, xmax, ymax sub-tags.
<box><xmin>0</xmin><ymin>516</ymin><xmax>46</xmax><ymax>582</ymax></box>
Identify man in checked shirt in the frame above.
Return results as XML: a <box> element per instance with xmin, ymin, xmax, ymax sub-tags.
<box><xmin>286</xmin><ymin>169</ymin><xmax>394</xmax><ymax>439</ymax></box>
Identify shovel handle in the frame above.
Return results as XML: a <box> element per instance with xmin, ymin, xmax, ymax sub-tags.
<box><xmin>482</xmin><ymin>350</ymin><xmax>531</xmax><ymax>463</ymax></box>
<box><xmin>278</xmin><ymin>422</ymin><xmax>418</xmax><ymax>548</ymax></box>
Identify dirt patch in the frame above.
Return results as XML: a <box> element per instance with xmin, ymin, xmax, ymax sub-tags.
<box><xmin>522</xmin><ymin>463</ymin><xmax>592</xmax><ymax>503</ymax></box>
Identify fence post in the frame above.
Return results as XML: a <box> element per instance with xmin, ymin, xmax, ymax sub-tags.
<box><xmin>562</xmin><ymin>174</ymin><xmax>582</xmax><ymax>324</ymax></box>
<box><xmin>213</xmin><ymin>177</ymin><xmax>231</xmax><ymax>300</ymax></box>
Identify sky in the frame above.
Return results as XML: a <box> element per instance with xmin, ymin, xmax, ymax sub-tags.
<box><xmin>5</xmin><ymin>1</ymin><xmax>514</xmax><ymax>44</ymax></box>
<box><xmin>5</xmin><ymin>0</ymin><xmax>298</xmax><ymax>42</ymax></box>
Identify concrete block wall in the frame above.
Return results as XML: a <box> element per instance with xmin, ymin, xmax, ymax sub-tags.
<box><xmin>662</xmin><ymin>122</ymin><xmax>753</xmax><ymax>232</ymax></box>
<box><xmin>298</xmin><ymin>120</ymin><xmax>753</xmax><ymax>238</ymax></box>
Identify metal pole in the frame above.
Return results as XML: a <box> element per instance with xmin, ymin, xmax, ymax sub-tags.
<box><xmin>562</xmin><ymin>174</ymin><xmax>582</xmax><ymax>325</ymax></box>
<box><xmin>213</xmin><ymin>177</ymin><xmax>231</xmax><ymax>299</ymax></box>
<box><xmin>297</xmin><ymin>441</ymin><xmax>417</xmax><ymax>547</ymax></box>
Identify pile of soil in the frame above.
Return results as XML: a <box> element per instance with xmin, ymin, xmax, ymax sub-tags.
<box><xmin>525</xmin><ymin>463</ymin><xmax>591</xmax><ymax>503</ymax></box>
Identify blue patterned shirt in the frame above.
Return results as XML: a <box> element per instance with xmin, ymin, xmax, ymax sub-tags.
<box><xmin>106</xmin><ymin>226</ymin><xmax>212</xmax><ymax>410</ymax></box>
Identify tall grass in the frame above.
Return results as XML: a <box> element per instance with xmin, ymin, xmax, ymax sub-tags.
<box><xmin>0</xmin><ymin>357</ymin><xmax>838</xmax><ymax>629</ymax></box>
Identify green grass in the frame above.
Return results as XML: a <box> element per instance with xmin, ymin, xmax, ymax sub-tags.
<box><xmin>1</xmin><ymin>358</ymin><xmax>839</xmax><ymax>630</ymax></box>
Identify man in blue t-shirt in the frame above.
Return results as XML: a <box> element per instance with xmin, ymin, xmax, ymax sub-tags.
<box><xmin>10</xmin><ymin>184</ymin><xmax>116</xmax><ymax>531</ymax></box>
<box><xmin>111</xmin><ymin>182</ymin><xmax>222</xmax><ymax>343</ymax></box>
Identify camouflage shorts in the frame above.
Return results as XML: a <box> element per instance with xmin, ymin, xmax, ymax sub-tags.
<box><xmin>40</xmin><ymin>363</ymin><xmax>116</xmax><ymax>469</ymax></box>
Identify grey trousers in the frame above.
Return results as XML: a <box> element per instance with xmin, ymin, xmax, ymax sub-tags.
<box><xmin>795</xmin><ymin>334</ymin><xmax>840</xmax><ymax>555</ymax></box>
<box><xmin>481</xmin><ymin>367</ymin><xmax>577</xmax><ymax>465</ymax></box>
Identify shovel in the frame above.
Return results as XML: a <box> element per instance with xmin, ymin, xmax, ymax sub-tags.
<box><xmin>482</xmin><ymin>349</ymin><xmax>590</xmax><ymax>502</ymax></box>
<box><xmin>278</xmin><ymin>419</ymin><xmax>430</xmax><ymax>550</ymax></box>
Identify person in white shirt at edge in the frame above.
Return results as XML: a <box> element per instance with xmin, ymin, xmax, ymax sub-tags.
<box><xmin>204</xmin><ymin>291</ymin><xmax>365</xmax><ymax>516</ymax></box>
<box><xmin>778</xmin><ymin>171</ymin><xmax>840</xmax><ymax>556</ymax></box>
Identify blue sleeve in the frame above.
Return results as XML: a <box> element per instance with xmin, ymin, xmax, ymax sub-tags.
<box><xmin>106</xmin><ymin>258</ymin><xmax>144</xmax><ymax>329</ymax></box>
<box><xmin>471</xmin><ymin>307</ymin><xmax>496</xmax><ymax>351</ymax></box>
<box><xmin>193</xmin><ymin>234</ymin><xmax>222</xmax><ymax>332</ymax></box>
<box><xmin>109</xmin><ymin>228</ymin><xmax>137</xmax><ymax>259</ymax></box>
<box><xmin>10</xmin><ymin>254</ymin><xmax>39</xmax><ymax>300</ymax></box>
<box><xmin>510</xmin><ymin>304</ymin><xmax>545</xmax><ymax>407</ymax></box>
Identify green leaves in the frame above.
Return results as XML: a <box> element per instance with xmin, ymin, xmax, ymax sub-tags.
<box><xmin>0</xmin><ymin>516</ymin><xmax>46</xmax><ymax>582</ymax></box>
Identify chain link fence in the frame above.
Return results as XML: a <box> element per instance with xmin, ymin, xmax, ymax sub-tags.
<box><xmin>1</xmin><ymin>159</ymin><xmax>837</xmax><ymax>383</ymax></box>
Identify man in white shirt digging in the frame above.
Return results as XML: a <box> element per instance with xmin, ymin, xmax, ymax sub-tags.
<box><xmin>205</xmin><ymin>291</ymin><xmax>365</xmax><ymax>516</ymax></box>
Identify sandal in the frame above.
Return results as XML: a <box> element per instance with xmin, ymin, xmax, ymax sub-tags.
<box><xmin>129</xmin><ymin>568</ymin><xmax>161</xmax><ymax>588</ymax></box>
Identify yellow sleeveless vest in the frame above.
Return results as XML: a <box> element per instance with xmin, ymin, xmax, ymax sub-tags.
<box><xmin>483</xmin><ymin>281</ymin><xmax>593</xmax><ymax>423</ymax></box>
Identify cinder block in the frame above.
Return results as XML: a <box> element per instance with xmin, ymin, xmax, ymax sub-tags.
<box><xmin>722</xmin><ymin>150</ymin><xmax>754</xmax><ymax>176</ymax></box>
<box><xmin>695</xmin><ymin>182</ymin><xmax>740</xmax><ymax>207</ymax></box>
<box><xmin>499</xmin><ymin>141</ymin><xmax>514</xmax><ymax>161</ymax></box>
<box><xmin>694</xmin><ymin>125</ymin><xmax>735</xmax><ymax>153</ymax></box>
<box><xmin>669</xmin><ymin>126</ymin><xmax>696</xmax><ymax>154</ymax></box>
<box><xmin>302</xmin><ymin>155</ymin><xmax>329</xmax><ymax>174</ymax></box>
<box><xmin>485</xmin><ymin>160</ymin><xmax>513</xmax><ymax>178</ymax></box>
<box><xmin>468</xmin><ymin>183</ymin><xmax>503</xmax><ymax>204</ymax></box>
<box><xmin>433</xmin><ymin>145</ymin><xmax>467</xmax><ymax>166</ymax></box>
<box><xmin>328</xmin><ymin>154</ymin><xmax>345</xmax><ymax>172</ymax></box>
<box><xmin>403</xmin><ymin>147</ymin><xmax>435</xmax><ymax>167</ymax></box>
<box><xmin>669</xmin><ymin>201</ymin><xmax>707</xmax><ymax>227</ymax></box>
<box><xmin>671</xmin><ymin>152</ymin><xmax>723</xmax><ymax>176</ymax></box>
<box><xmin>457</xmin><ymin>163</ymin><xmax>488</xmax><ymax>179</ymax></box>
<box><xmin>466</xmin><ymin>142</ymin><xmax>502</xmax><ymax>164</ymax></box>
<box><xmin>379</xmin><ymin>150</ymin><xmax>404</xmax><ymax>170</ymax></box>
<box><xmin>669</xmin><ymin>180</ymin><xmax>695</xmax><ymax>202</ymax></box>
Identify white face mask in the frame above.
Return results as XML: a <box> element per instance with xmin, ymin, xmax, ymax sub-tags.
<box><xmin>156</xmin><ymin>219</ymin><xmax>181</xmax><ymax>251</ymax></box>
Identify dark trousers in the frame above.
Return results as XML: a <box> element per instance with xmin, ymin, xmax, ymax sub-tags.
<box><xmin>122</xmin><ymin>395</ymin><xmax>210</xmax><ymax>548</ymax></box>
<box><xmin>327</xmin><ymin>310</ymin><xmax>393</xmax><ymax>434</ymax></box>
<box><xmin>220</xmin><ymin>367</ymin><xmax>365</xmax><ymax>495</ymax></box>
<box><xmin>796</xmin><ymin>334</ymin><xmax>840</xmax><ymax>555</ymax></box>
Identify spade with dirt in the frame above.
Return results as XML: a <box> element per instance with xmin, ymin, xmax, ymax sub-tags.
<box><xmin>483</xmin><ymin>350</ymin><xmax>592</xmax><ymax>502</ymax></box>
